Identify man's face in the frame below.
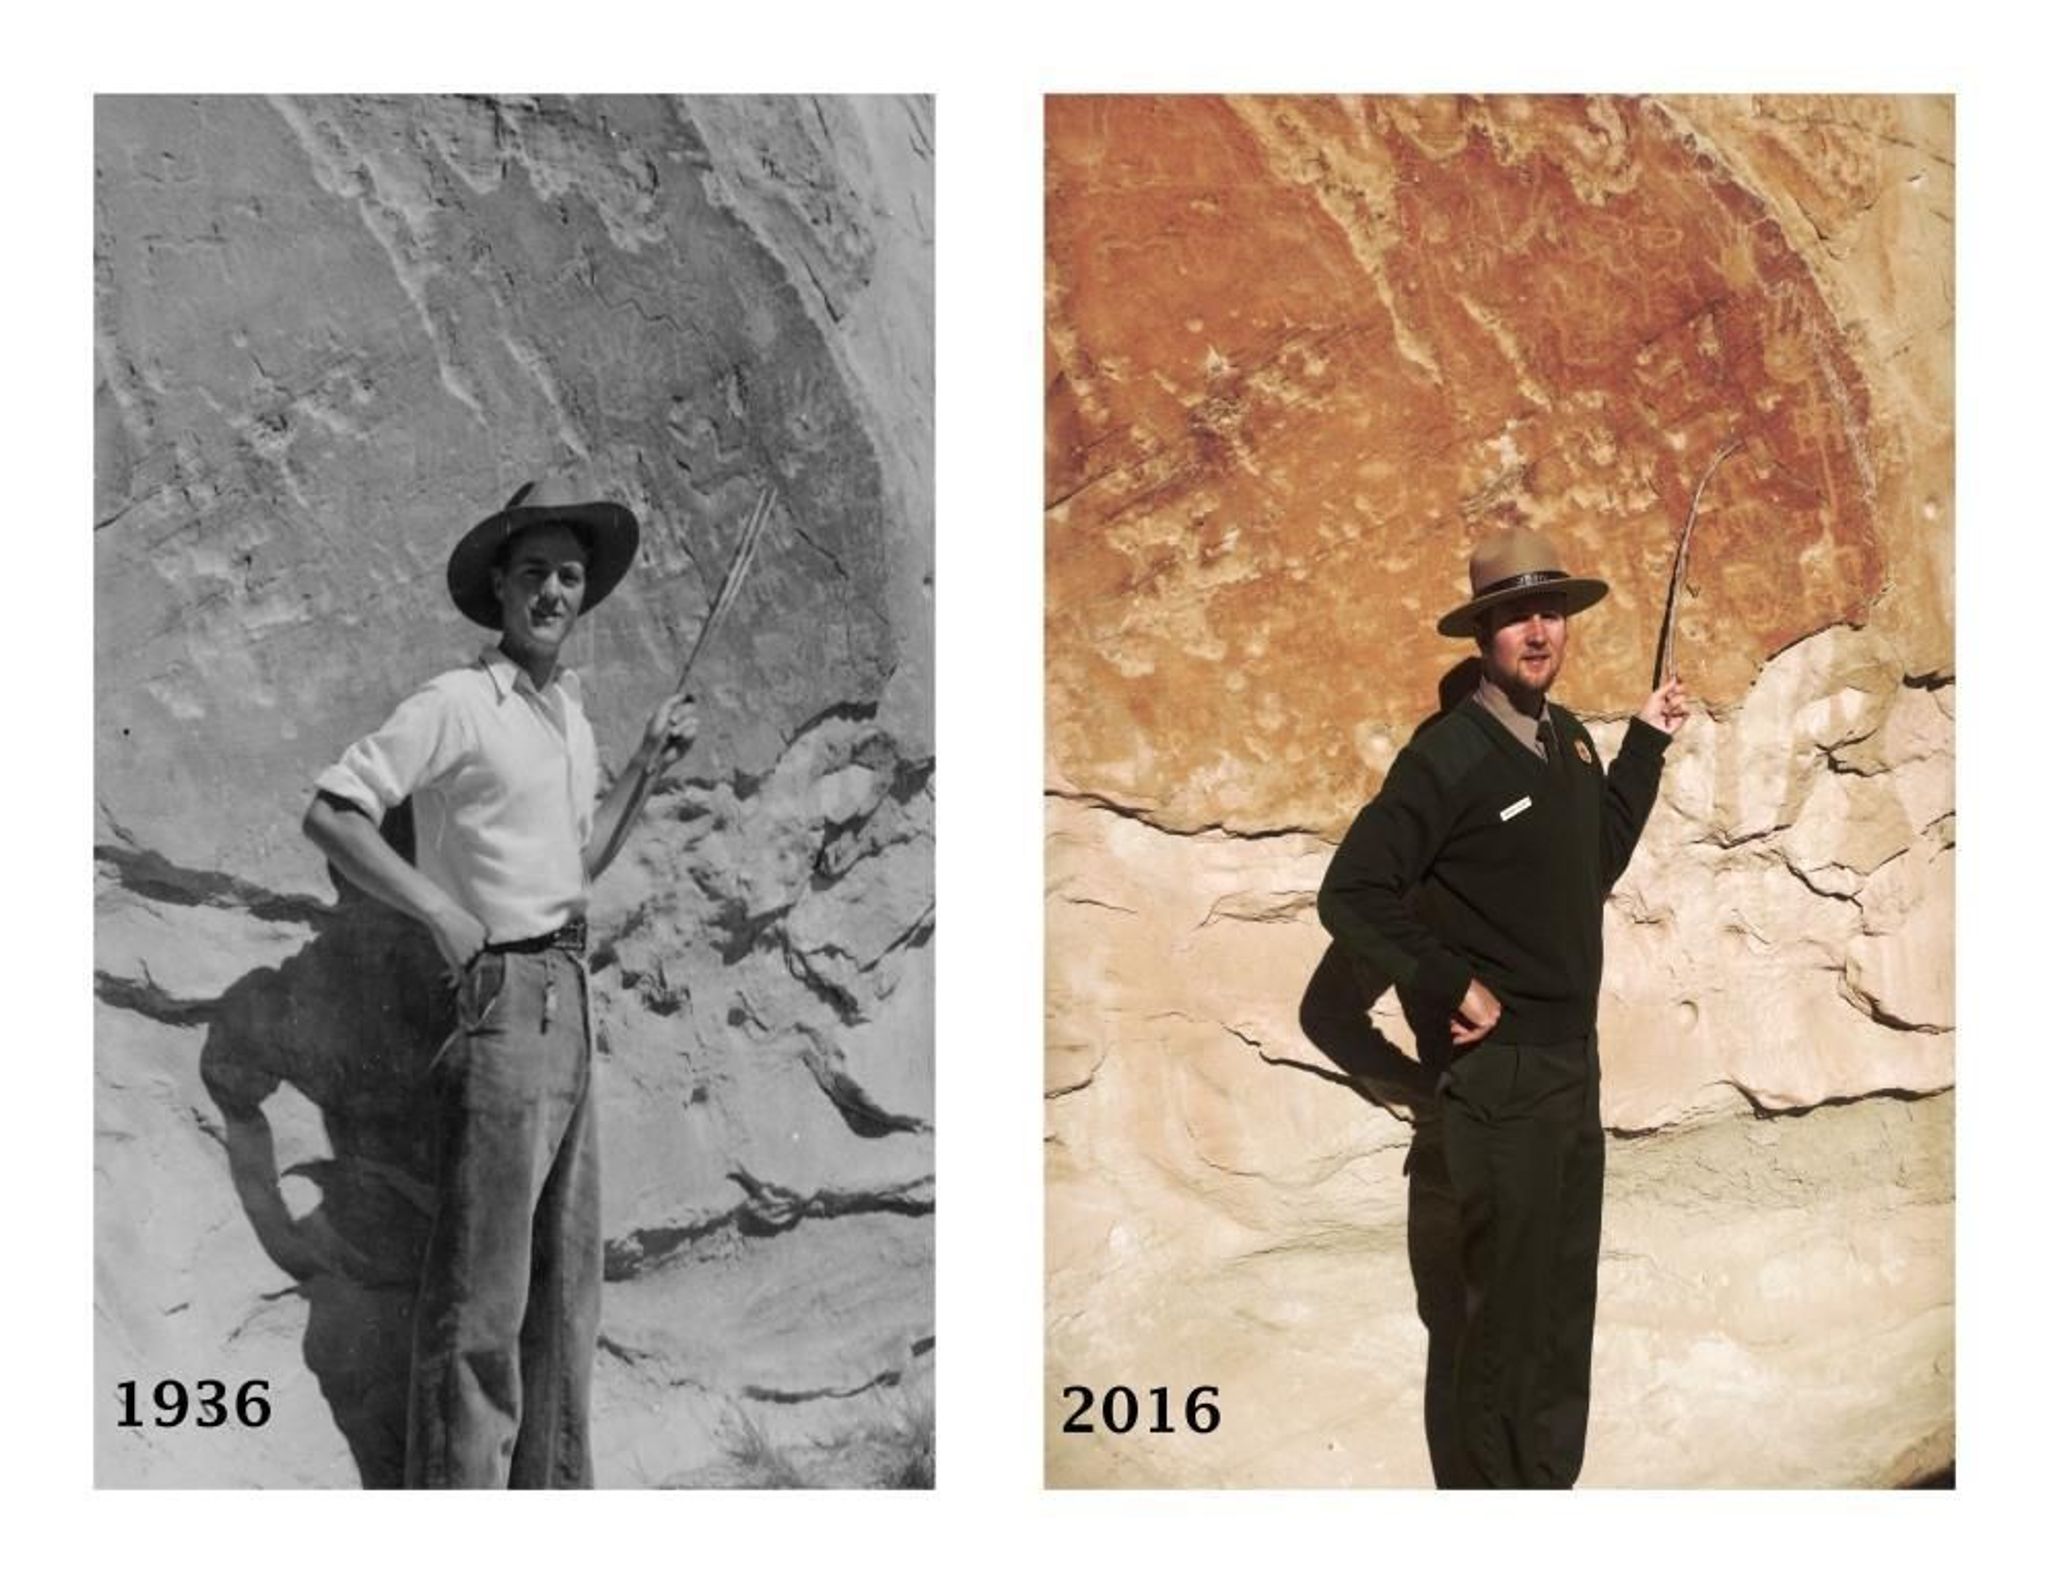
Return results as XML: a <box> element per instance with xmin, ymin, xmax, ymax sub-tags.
<box><xmin>491</xmin><ymin>522</ymin><xmax>589</xmax><ymax>657</ymax></box>
<box><xmin>1478</xmin><ymin>590</ymin><xmax>1568</xmax><ymax>697</ymax></box>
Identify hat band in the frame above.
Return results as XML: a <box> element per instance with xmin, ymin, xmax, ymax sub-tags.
<box><xmin>1472</xmin><ymin>568</ymin><xmax>1567</xmax><ymax>599</ymax></box>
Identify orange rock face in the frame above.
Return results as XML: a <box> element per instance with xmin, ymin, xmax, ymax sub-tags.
<box><xmin>1047</xmin><ymin>95</ymin><xmax>1915</xmax><ymax>834</ymax></box>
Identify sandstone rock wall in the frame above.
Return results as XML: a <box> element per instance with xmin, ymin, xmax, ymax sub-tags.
<box><xmin>1045</xmin><ymin>95</ymin><xmax>1952</xmax><ymax>1487</ymax></box>
<box><xmin>95</xmin><ymin>94</ymin><xmax>933</xmax><ymax>1488</ymax></box>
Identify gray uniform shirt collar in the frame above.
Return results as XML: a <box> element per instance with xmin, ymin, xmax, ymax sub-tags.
<box><xmin>1474</xmin><ymin>674</ymin><xmax>1552</xmax><ymax>760</ymax></box>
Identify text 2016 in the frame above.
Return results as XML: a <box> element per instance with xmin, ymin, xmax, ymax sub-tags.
<box><xmin>1060</xmin><ymin>1385</ymin><xmax>1220</xmax><ymax>1434</ymax></box>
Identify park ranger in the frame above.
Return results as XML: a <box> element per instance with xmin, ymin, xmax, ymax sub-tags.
<box><xmin>1317</xmin><ymin>524</ymin><xmax>1689</xmax><ymax>1487</ymax></box>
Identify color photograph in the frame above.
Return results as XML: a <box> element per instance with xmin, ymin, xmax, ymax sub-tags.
<box><xmin>1044</xmin><ymin>93</ymin><xmax>1952</xmax><ymax>1488</ymax></box>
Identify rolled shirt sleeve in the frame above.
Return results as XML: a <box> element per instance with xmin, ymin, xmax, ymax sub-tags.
<box><xmin>314</xmin><ymin>682</ymin><xmax>471</xmax><ymax>822</ymax></box>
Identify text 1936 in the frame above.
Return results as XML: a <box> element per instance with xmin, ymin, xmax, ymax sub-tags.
<box><xmin>115</xmin><ymin>1379</ymin><xmax>271</xmax><ymax>1429</ymax></box>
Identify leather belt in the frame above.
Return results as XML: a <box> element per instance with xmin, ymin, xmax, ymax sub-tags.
<box><xmin>490</xmin><ymin>916</ymin><xmax>588</xmax><ymax>956</ymax></box>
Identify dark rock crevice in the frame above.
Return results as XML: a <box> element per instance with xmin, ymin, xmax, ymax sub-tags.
<box><xmin>1060</xmin><ymin>895</ymin><xmax>1137</xmax><ymax>916</ymax></box>
<box><xmin>779</xmin><ymin>935</ymin><xmax>865</xmax><ymax>1024</ymax></box>
<box><xmin>603</xmin><ymin>1169</ymin><xmax>933</xmax><ymax>1280</ymax></box>
<box><xmin>740</xmin><ymin>1350</ymin><xmax>930</xmax><ymax>1405</ymax></box>
<box><xmin>710</xmin><ymin>898</ymin><xmax>795</xmax><ymax>968</ymax></box>
<box><xmin>789</xmin><ymin>1032</ymin><xmax>929</xmax><ymax>1139</ymax></box>
<box><xmin>95</xmin><ymin>969</ymin><xmax>219</xmax><ymax>1028</ymax></box>
<box><xmin>96</xmin><ymin>838</ymin><xmax>331</xmax><ymax>929</ymax></box>
<box><xmin>1726</xmin><ymin>1079</ymin><xmax>1953</xmax><ymax>1120</ymax></box>
<box><xmin>1045</xmin><ymin>786</ymin><xmax>1323</xmax><ymax>842</ymax></box>
<box><xmin>1836</xmin><ymin>986</ymin><xmax>1951</xmax><ymax>1037</ymax></box>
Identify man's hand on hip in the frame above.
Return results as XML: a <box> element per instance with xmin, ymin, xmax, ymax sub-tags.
<box><xmin>428</xmin><ymin>901</ymin><xmax>489</xmax><ymax>982</ymax></box>
<box><xmin>1450</xmin><ymin>978</ymin><xmax>1502</xmax><ymax>1048</ymax></box>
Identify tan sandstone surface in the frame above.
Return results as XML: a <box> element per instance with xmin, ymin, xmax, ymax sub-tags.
<box><xmin>1046</xmin><ymin>95</ymin><xmax>1951</xmax><ymax>1487</ymax></box>
<box><xmin>96</xmin><ymin>94</ymin><xmax>932</xmax><ymax>1488</ymax></box>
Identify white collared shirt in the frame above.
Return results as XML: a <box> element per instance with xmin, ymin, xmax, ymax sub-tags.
<box><xmin>315</xmin><ymin>646</ymin><xmax>599</xmax><ymax>942</ymax></box>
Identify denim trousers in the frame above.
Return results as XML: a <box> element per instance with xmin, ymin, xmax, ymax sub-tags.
<box><xmin>1438</xmin><ymin>1032</ymin><xmax>1604</xmax><ymax>1489</ymax></box>
<box><xmin>405</xmin><ymin>944</ymin><xmax>599</xmax><ymax>1489</ymax></box>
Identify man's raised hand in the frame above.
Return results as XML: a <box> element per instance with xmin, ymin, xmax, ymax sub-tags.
<box><xmin>1636</xmin><ymin>675</ymin><xmax>1691</xmax><ymax>735</ymax></box>
<box><xmin>640</xmin><ymin>691</ymin><xmax>701</xmax><ymax>772</ymax></box>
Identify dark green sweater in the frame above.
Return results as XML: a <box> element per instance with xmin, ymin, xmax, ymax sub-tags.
<box><xmin>1317</xmin><ymin>695</ymin><xmax>1670</xmax><ymax>1046</ymax></box>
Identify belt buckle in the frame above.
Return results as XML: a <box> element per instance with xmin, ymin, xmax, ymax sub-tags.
<box><xmin>556</xmin><ymin>916</ymin><xmax>588</xmax><ymax>954</ymax></box>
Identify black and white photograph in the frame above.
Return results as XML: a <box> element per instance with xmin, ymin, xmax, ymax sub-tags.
<box><xmin>94</xmin><ymin>92</ymin><xmax>933</xmax><ymax>1489</ymax></box>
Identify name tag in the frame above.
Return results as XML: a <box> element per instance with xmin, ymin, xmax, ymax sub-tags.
<box><xmin>1498</xmin><ymin>795</ymin><xmax>1533</xmax><ymax>822</ymax></box>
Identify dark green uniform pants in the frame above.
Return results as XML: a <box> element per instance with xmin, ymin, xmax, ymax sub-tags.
<box><xmin>1439</xmin><ymin>1033</ymin><xmax>1604</xmax><ymax>1488</ymax></box>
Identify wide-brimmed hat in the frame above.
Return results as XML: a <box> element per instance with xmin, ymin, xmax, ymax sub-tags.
<box><xmin>445</xmin><ymin>476</ymin><xmax>641</xmax><ymax>629</ymax></box>
<box><xmin>1436</xmin><ymin>525</ymin><xmax>1608</xmax><ymax>638</ymax></box>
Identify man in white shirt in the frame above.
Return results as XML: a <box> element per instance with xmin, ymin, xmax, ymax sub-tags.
<box><xmin>304</xmin><ymin>475</ymin><xmax>697</xmax><ymax>1488</ymax></box>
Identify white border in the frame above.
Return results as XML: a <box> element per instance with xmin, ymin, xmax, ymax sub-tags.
<box><xmin>17</xmin><ymin>1</ymin><xmax>2024</xmax><ymax>1574</ymax></box>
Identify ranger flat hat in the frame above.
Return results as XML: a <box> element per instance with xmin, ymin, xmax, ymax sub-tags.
<box><xmin>1437</xmin><ymin>525</ymin><xmax>1609</xmax><ymax>638</ymax></box>
<box><xmin>446</xmin><ymin>475</ymin><xmax>641</xmax><ymax>629</ymax></box>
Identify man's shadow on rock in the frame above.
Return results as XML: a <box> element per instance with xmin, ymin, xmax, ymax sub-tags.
<box><xmin>198</xmin><ymin>807</ymin><xmax>450</xmax><ymax>1489</ymax></box>
<box><xmin>1291</xmin><ymin>656</ymin><xmax>1480</xmax><ymax>1489</ymax></box>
